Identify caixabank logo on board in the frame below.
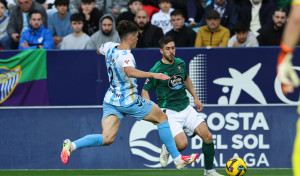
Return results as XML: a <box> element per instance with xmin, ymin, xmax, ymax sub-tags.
<box><xmin>0</xmin><ymin>66</ymin><xmax>22</xmax><ymax>103</ymax></box>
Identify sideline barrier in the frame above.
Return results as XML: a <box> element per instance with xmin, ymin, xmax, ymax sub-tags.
<box><xmin>0</xmin><ymin>105</ymin><xmax>297</xmax><ymax>169</ymax></box>
<box><xmin>1</xmin><ymin>47</ymin><xmax>300</xmax><ymax>106</ymax></box>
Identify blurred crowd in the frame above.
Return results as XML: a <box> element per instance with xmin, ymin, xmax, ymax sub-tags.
<box><xmin>0</xmin><ymin>0</ymin><xmax>292</xmax><ymax>50</ymax></box>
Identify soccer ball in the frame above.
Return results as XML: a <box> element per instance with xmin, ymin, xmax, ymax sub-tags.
<box><xmin>225</xmin><ymin>157</ymin><xmax>247</xmax><ymax>176</ymax></box>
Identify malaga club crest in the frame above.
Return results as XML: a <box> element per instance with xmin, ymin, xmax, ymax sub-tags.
<box><xmin>0</xmin><ymin>66</ymin><xmax>22</xmax><ymax>103</ymax></box>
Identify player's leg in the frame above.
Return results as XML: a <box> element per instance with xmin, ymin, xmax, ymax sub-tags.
<box><xmin>126</xmin><ymin>96</ymin><xmax>198</xmax><ymax>169</ymax></box>
<box><xmin>60</xmin><ymin>102</ymin><xmax>123</xmax><ymax>164</ymax></box>
<box><xmin>183</xmin><ymin>105</ymin><xmax>223</xmax><ymax>176</ymax></box>
<box><xmin>159</xmin><ymin>108</ymin><xmax>188</xmax><ymax>167</ymax></box>
<box><xmin>293</xmin><ymin>118</ymin><xmax>300</xmax><ymax>176</ymax></box>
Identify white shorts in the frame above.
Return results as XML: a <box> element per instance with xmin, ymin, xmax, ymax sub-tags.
<box><xmin>162</xmin><ymin>105</ymin><xmax>204</xmax><ymax>137</ymax></box>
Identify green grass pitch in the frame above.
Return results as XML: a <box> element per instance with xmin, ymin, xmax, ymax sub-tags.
<box><xmin>0</xmin><ymin>169</ymin><xmax>293</xmax><ymax>176</ymax></box>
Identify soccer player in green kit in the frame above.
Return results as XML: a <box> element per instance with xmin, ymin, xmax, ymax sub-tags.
<box><xmin>141</xmin><ymin>36</ymin><xmax>223</xmax><ymax>176</ymax></box>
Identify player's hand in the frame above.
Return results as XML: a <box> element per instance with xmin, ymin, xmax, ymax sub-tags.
<box><xmin>194</xmin><ymin>98</ymin><xmax>203</xmax><ymax>112</ymax></box>
<box><xmin>277</xmin><ymin>44</ymin><xmax>300</xmax><ymax>94</ymax></box>
<box><xmin>153</xmin><ymin>73</ymin><xmax>170</xmax><ymax>80</ymax></box>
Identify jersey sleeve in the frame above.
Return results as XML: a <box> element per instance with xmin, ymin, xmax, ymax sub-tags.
<box><xmin>119</xmin><ymin>53</ymin><xmax>135</xmax><ymax>68</ymax></box>
<box><xmin>98</xmin><ymin>43</ymin><xmax>106</xmax><ymax>55</ymax></box>
<box><xmin>143</xmin><ymin>77</ymin><xmax>156</xmax><ymax>92</ymax></box>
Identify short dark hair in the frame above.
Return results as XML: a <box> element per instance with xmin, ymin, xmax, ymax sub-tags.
<box><xmin>159</xmin><ymin>36</ymin><xmax>174</xmax><ymax>48</ymax></box>
<box><xmin>129</xmin><ymin>0</ymin><xmax>142</xmax><ymax>5</ymax></box>
<box><xmin>170</xmin><ymin>9</ymin><xmax>184</xmax><ymax>17</ymax></box>
<box><xmin>0</xmin><ymin>0</ymin><xmax>7</xmax><ymax>9</ymax></box>
<box><xmin>28</xmin><ymin>10</ymin><xmax>42</xmax><ymax>20</ymax></box>
<box><xmin>70</xmin><ymin>13</ymin><xmax>84</xmax><ymax>22</ymax></box>
<box><xmin>54</xmin><ymin>0</ymin><xmax>69</xmax><ymax>6</ymax></box>
<box><xmin>81</xmin><ymin>0</ymin><xmax>95</xmax><ymax>4</ymax></box>
<box><xmin>158</xmin><ymin>0</ymin><xmax>172</xmax><ymax>4</ymax></box>
<box><xmin>274</xmin><ymin>7</ymin><xmax>288</xmax><ymax>16</ymax></box>
<box><xmin>234</xmin><ymin>21</ymin><xmax>249</xmax><ymax>33</ymax></box>
<box><xmin>117</xmin><ymin>20</ymin><xmax>138</xmax><ymax>40</ymax></box>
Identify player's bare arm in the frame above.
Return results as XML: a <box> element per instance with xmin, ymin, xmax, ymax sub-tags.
<box><xmin>124</xmin><ymin>66</ymin><xmax>170</xmax><ymax>80</ymax></box>
<box><xmin>184</xmin><ymin>76</ymin><xmax>203</xmax><ymax>111</ymax></box>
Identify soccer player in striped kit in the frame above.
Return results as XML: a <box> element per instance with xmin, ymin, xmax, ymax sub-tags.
<box><xmin>60</xmin><ymin>20</ymin><xmax>199</xmax><ymax>169</ymax></box>
<box><xmin>277</xmin><ymin>1</ymin><xmax>300</xmax><ymax>175</ymax></box>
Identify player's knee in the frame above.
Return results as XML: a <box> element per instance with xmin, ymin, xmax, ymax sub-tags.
<box><xmin>202</xmin><ymin>132</ymin><xmax>213</xmax><ymax>143</ymax></box>
<box><xmin>102</xmin><ymin>135</ymin><xmax>115</xmax><ymax>146</ymax></box>
<box><xmin>176</xmin><ymin>141</ymin><xmax>188</xmax><ymax>152</ymax></box>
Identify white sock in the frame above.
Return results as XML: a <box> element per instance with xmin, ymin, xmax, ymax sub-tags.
<box><xmin>71</xmin><ymin>142</ymin><xmax>77</xmax><ymax>151</ymax></box>
<box><xmin>205</xmin><ymin>169</ymin><xmax>215</xmax><ymax>174</ymax></box>
<box><xmin>173</xmin><ymin>155</ymin><xmax>182</xmax><ymax>165</ymax></box>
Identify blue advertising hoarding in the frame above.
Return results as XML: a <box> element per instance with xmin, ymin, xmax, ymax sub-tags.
<box><xmin>0</xmin><ymin>105</ymin><xmax>297</xmax><ymax>169</ymax></box>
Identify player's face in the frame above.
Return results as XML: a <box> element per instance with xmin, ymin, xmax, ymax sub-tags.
<box><xmin>161</xmin><ymin>41</ymin><xmax>175</xmax><ymax>63</ymax></box>
<box><xmin>18</xmin><ymin>0</ymin><xmax>32</xmax><ymax>12</ymax></box>
<box><xmin>101</xmin><ymin>18</ymin><xmax>113</xmax><ymax>35</ymax></box>
<box><xmin>130</xmin><ymin>31</ymin><xmax>139</xmax><ymax>49</ymax></box>
<box><xmin>56</xmin><ymin>4</ymin><xmax>68</xmax><ymax>15</ymax></box>
<box><xmin>236</xmin><ymin>31</ymin><xmax>248</xmax><ymax>44</ymax></box>
<box><xmin>159</xmin><ymin>2</ymin><xmax>171</xmax><ymax>12</ymax></box>
<box><xmin>71</xmin><ymin>21</ymin><xmax>83</xmax><ymax>33</ymax></box>
<box><xmin>29</xmin><ymin>13</ymin><xmax>43</xmax><ymax>30</ymax></box>
<box><xmin>0</xmin><ymin>3</ymin><xmax>6</xmax><ymax>18</ymax></box>
<box><xmin>129</xmin><ymin>1</ymin><xmax>142</xmax><ymax>14</ymax></box>
<box><xmin>134</xmin><ymin>10</ymin><xmax>149</xmax><ymax>29</ymax></box>
<box><xmin>272</xmin><ymin>11</ymin><xmax>287</xmax><ymax>28</ymax></box>
<box><xmin>206</xmin><ymin>18</ymin><xmax>220</xmax><ymax>31</ymax></box>
<box><xmin>171</xmin><ymin>15</ymin><xmax>185</xmax><ymax>31</ymax></box>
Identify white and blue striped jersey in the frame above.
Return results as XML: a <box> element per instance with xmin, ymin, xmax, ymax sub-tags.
<box><xmin>99</xmin><ymin>42</ymin><xmax>138</xmax><ymax>106</ymax></box>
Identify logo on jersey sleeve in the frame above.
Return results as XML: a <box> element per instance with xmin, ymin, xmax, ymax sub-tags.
<box><xmin>145</xmin><ymin>78</ymin><xmax>150</xmax><ymax>84</ymax></box>
<box><xmin>168</xmin><ymin>75</ymin><xmax>184</xmax><ymax>90</ymax></box>
<box><xmin>178</xmin><ymin>65</ymin><xmax>182</xmax><ymax>72</ymax></box>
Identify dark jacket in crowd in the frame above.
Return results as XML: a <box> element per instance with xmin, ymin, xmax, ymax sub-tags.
<box><xmin>166</xmin><ymin>25</ymin><xmax>196</xmax><ymax>47</ymax></box>
<box><xmin>116</xmin><ymin>10</ymin><xmax>135</xmax><ymax>27</ymax></box>
<box><xmin>201</xmin><ymin>0</ymin><xmax>239</xmax><ymax>34</ymax></box>
<box><xmin>7</xmin><ymin>1</ymin><xmax>47</xmax><ymax>36</ymax></box>
<box><xmin>80</xmin><ymin>8</ymin><xmax>103</xmax><ymax>36</ymax></box>
<box><xmin>238</xmin><ymin>0</ymin><xmax>277</xmax><ymax>34</ymax></box>
<box><xmin>136</xmin><ymin>23</ymin><xmax>164</xmax><ymax>48</ymax></box>
<box><xmin>257</xmin><ymin>23</ymin><xmax>284</xmax><ymax>46</ymax></box>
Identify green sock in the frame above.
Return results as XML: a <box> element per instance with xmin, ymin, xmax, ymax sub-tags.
<box><xmin>202</xmin><ymin>141</ymin><xmax>215</xmax><ymax>170</ymax></box>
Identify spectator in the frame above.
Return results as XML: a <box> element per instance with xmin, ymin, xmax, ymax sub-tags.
<box><xmin>135</xmin><ymin>9</ymin><xmax>163</xmax><ymax>48</ymax></box>
<box><xmin>186</xmin><ymin>0</ymin><xmax>205</xmax><ymax>27</ymax></box>
<box><xmin>0</xmin><ymin>0</ymin><xmax>9</xmax><ymax>47</ymax></box>
<box><xmin>116</xmin><ymin>0</ymin><xmax>142</xmax><ymax>27</ymax></box>
<box><xmin>238</xmin><ymin>0</ymin><xmax>277</xmax><ymax>37</ymax></box>
<box><xmin>171</xmin><ymin>0</ymin><xmax>188</xmax><ymax>20</ymax></box>
<box><xmin>61</xmin><ymin>13</ymin><xmax>90</xmax><ymax>49</ymax></box>
<box><xmin>195</xmin><ymin>9</ymin><xmax>230</xmax><ymax>47</ymax></box>
<box><xmin>166</xmin><ymin>9</ymin><xmax>196</xmax><ymax>47</ymax></box>
<box><xmin>201</xmin><ymin>0</ymin><xmax>239</xmax><ymax>34</ymax></box>
<box><xmin>151</xmin><ymin>0</ymin><xmax>174</xmax><ymax>34</ymax></box>
<box><xmin>86</xmin><ymin>14</ymin><xmax>120</xmax><ymax>49</ymax></box>
<box><xmin>228</xmin><ymin>21</ymin><xmax>258</xmax><ymax>47</ymax></box>
<box><xmin>105</xmin><ymin>0</ymin><xmax>130</xmax><ymax>19</ymax></box>
<box><xmin>80</xmin><ymin>0</ymin><xmax>103</xmax><ymax>36</ymax></box>
<box><xmin>0</xmin><ymin>0</ymin><xmax>47</xmax><ymax>49</ymax></box>
<box><xmin>257</xmin><ymin>7</ymin><xmax>287</xmax><ymax>46</ymax></box>
<box><xmin>142</xmin><ymin>0</ymin><xmax>159</xmax><ymax>20</ymax></box>
<box><xmin>69</xmin><ymin>0</ymin><xmax>105</xmax><ymax>14</ymax></box>
<box><xmin>48</xmin><ymin>0</ymin><xmax>72</xmax><ymax>49</ymax></box>
<box><xmin>18</xmin><ymin>10</ymin><xmax>54</xmax><ymax>49</ymax></box>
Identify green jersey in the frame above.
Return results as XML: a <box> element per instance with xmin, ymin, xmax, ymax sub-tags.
<box><xmin>143</xmin><ymin>57</ymin><xmax>190</xmax><ymax>112</ymax></box>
